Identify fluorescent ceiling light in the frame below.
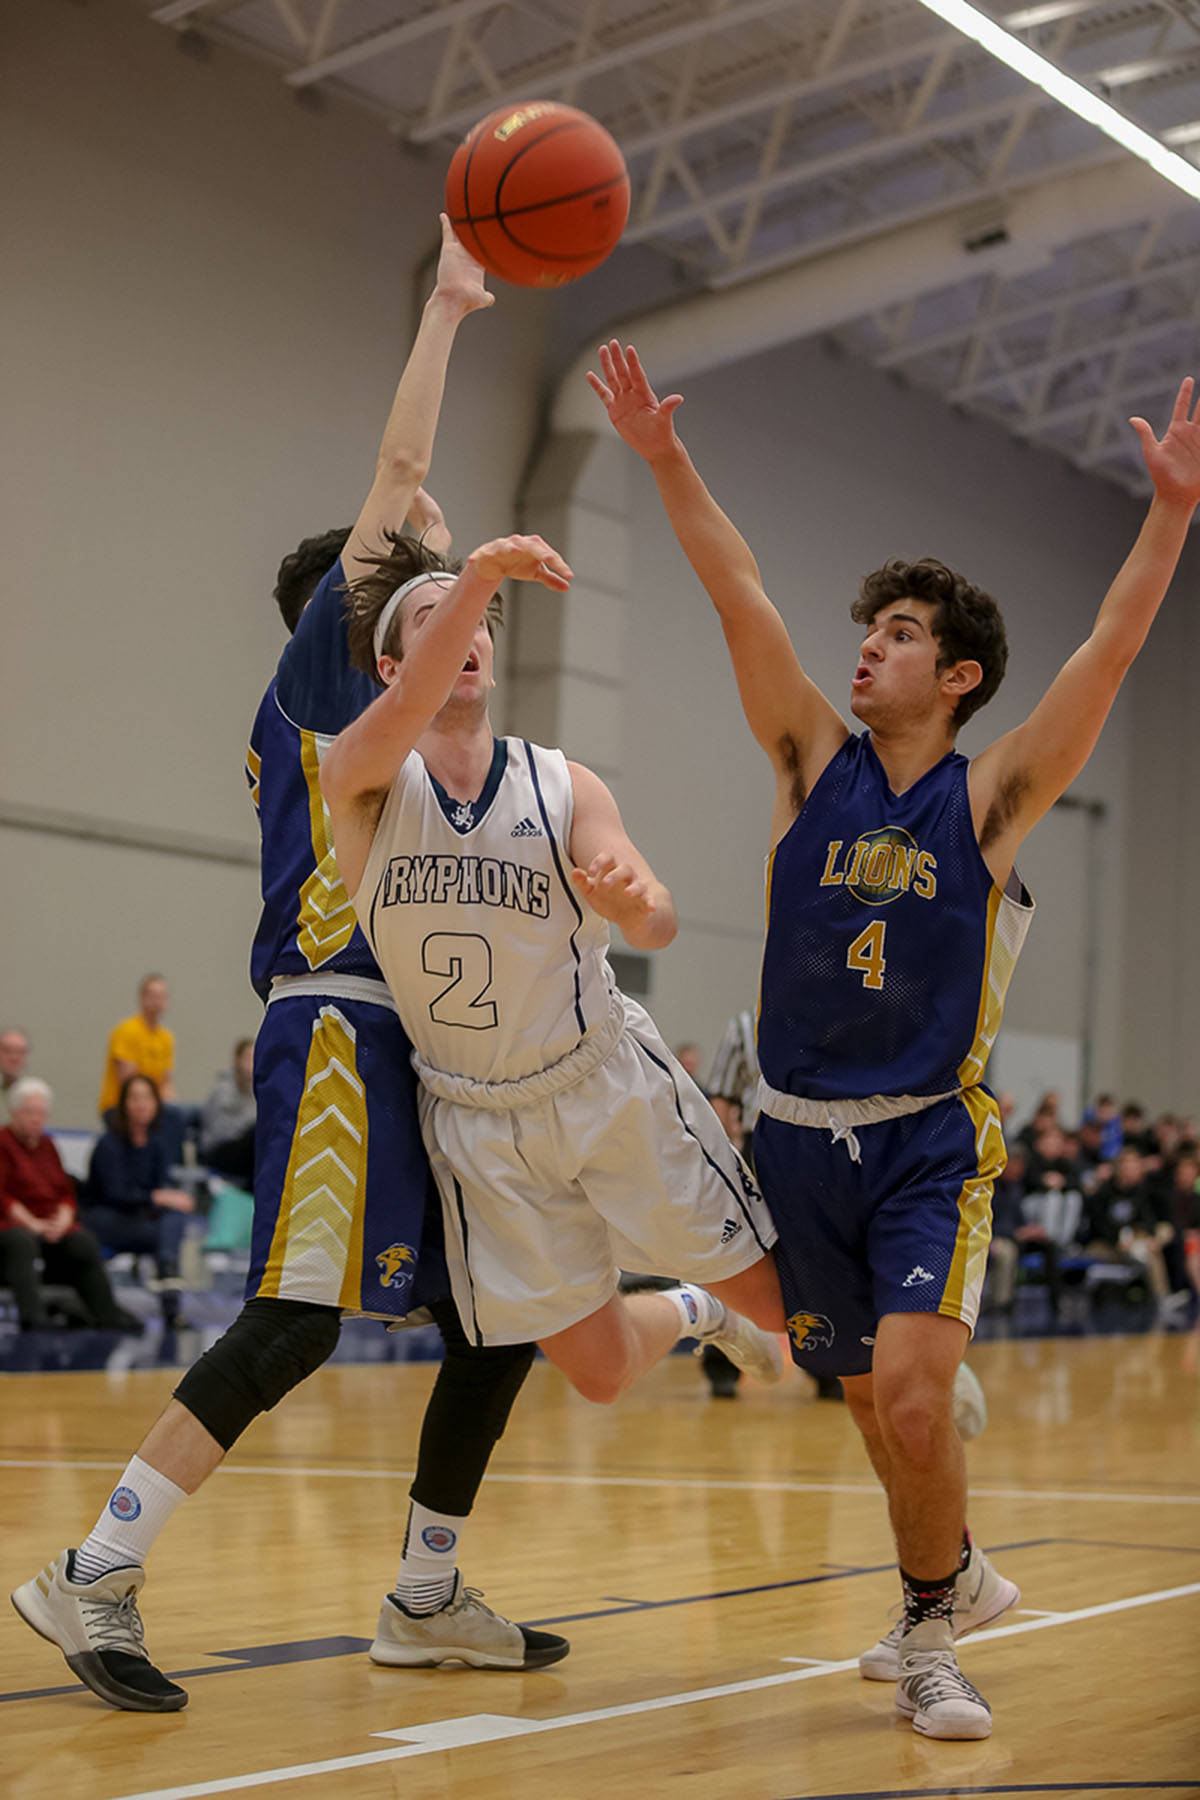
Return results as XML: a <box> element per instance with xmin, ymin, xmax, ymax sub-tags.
<box><xmin>915</xmin><ymin>0</ymin><xmax>1200</xmax><ymax>202</ymax></box>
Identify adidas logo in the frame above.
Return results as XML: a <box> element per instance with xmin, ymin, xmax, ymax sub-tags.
<box><xmin>720</xmin><ymin>1217</ymin><xmax>742</xmax><ymax>1244</ymax></box>
<box><xmin>510</xmin><ymin>816</ymin><xmax>542</xmax><ymax>837</ymax></box>
<box><xmin>902</xmin><ymin>1264</ymin><xmax>935</xmax><ymax>1288</ymax></box>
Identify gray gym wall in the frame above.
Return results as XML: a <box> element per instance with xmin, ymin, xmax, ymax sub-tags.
<box><xmin>4</xmin><ymin>0</ymin><xmax>1196</xmax><ymax>1125</ymax></box>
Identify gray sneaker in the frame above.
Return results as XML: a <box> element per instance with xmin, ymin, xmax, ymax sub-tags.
<box><xmin>696</xmin><ymin>1304</ymin><xmax>783</xmax><ymax>1384</ymax></box>
<box><xmin>370</xmin><ymin>1572</ymin><xmax>569</xmax><ymax>1670</ymax></box>
<box><xmin>895</xmin><ymin>1618</ymin><xmax>992</xmax><ymax>1739</ymax></box>
<box><xmin>11</xmin><ymin>1550</ymin><xmax>187</xmax><ymax>1712</ymax></box>
<box><xmin>859</xmin><ymin>1543</ymin><xmax>1020</xmax><ymax>1680</ymax></box>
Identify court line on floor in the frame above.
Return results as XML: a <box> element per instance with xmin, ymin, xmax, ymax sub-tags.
<box><xmin>0</xmin><ymin>1541</ymin><xmax>1054</xmax><ymax>1705</ymax></box>
<box><xmin>110</xmin><ymin>1581</ymin><xmax>1200</xmax><ymax>1800</ymax></box>
<box><xmin>4</xmin><ymin>1458</ymin><xmax>1198</xmax><ymax>1507</ymax></box>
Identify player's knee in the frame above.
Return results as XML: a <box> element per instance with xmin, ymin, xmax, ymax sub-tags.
<box><xmin>876</xmin><ymin>1385</ymin><xmax>947</xmax><ymax>1462</ymax></box>
<box><xmin>567</xmin><ymin>1362</ymin><xmax>629</xmax><ymax>1405</ymax></box>
<box><xmin>174</xmin><ymin>1298</ymin><xmax>341</xmax><ymax>1451</ymax></box>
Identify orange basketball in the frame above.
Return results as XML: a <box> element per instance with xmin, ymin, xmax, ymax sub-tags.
<box><xmin>445</xmin><ymin>101</ymin><xmax>629</xmax><ymax>288</ymax></box>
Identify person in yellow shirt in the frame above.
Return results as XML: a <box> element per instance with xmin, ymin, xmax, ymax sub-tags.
<box><xmin>98</xmin><ymin>976</ymin><xmax>176</xmax><ymax>1117</ymax></box>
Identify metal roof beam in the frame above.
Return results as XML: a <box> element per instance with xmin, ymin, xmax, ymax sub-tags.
<box><xmin>285</xmin><ymin>0</ymin><xmax>504</xmax><ymax>89</ymax></box>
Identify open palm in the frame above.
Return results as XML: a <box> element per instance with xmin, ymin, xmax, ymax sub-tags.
<box><xmin>587</xmin><ymin>341</ymin><xmax>682</xmax><ymax>462</ymax></box>
<box><xmin>1131</xmin><ymin>377</ymin><xmax>1200</xmax><ymax>506</ymax></box>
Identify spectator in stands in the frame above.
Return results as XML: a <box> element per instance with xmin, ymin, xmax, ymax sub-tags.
<box><xmin>0</xmin><ymin>1029</ymin><xmax>30</xmax><ymax>1104</ymax></box>
<box><xmin>1075</xmin><ymin>1116</ymin><xmax>1111</xmax><ymax>1191</ymax></box>
<box><xmin>1150</xmin><ymin>1148</ymin><xmax>1200</xmax><ymax>1307</ymax></box>
<box><xmin>98</xmin><ymin>975</ymin><xmax>176</xmax><ymax>1116</ymax></box>
<box><xmin>983</xmin><ymin>1144</ymin><xmax>1027</xmax><ymax>1313</ymax></box>
<box><xmin>0</xmin><ymin>1080</ymin><xmax>140</xmax><ymax>1332</ymax></box>
<box><xmin>200</xmin><ymin>1038</ymin><xmax>256</xmax><ymax>1168</ymax></box>
<box><xmin>673</xmin><ymin>1042</ymin><xmax>706</xmax><ymax>1090</ymax></box>
<box><xmin>1016</xmin><ymin>1096</ymin><xmax>1058</xmax><ymax>1155</ymax></box>
<box><xmin>1084</xmin><ymin>1092</ymin><xmax>1123</xmax><ymax>1162</ymax></box>
<box><xmin>84</xmin><ymin>1075</ymin><xmax>195</xmax><ymax>1330</ymax></box>
<box><xmin>1002</xmin><ymin>1141</ymin><xmax>1065</xmax><ymax>1317</ymax></box>
<box><xmin>1120</xmin><ymin>1102</ymin><xmax>1154</xmax><ymax>1157</ymax></box>
<box><xmin>1084</xmin><ymin>1146</ymin><xmax>1180</xmax><ymax>1317</ymax></box>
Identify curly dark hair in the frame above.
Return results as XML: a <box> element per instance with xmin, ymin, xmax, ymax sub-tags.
<box><xmin>851</xmin><ymin>557</ymin><xmax>1008</xmax><ymax>730</ymax></box>
<box><xmin>273</xmin><ymin>528</ymin><xmax>353</xmax><ymax>635</ymax></box>
<box><xmin>345</xmin><ymin>528</ymin><xmax>502</xmax><ymax>685</ymax></box>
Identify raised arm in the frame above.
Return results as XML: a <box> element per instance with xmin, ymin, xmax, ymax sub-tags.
<box><xmin>319</xmin><ymin>537</ymin><xmax>572</xmax><ymax>893</ymax></box>
<box><xmin>588</xmin><ymin>342</ymin><xmax>849</xmax><ymax>821</ymax></box>
<box><xmin>567</xmin><ymin>762</ymin><xmax>677</xmax><ymax>951</ymax></box>
<box><xmin>970</xmin><ymin>377</ymin><xmax>1200</xmax><ymax>879</ymax></box>
<box><xmin>343</xmin><ymin>217</ymin><xmax>492</xmax><ymax>583</ymax></box>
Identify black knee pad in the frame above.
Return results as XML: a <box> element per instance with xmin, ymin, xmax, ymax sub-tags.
<box><xmin>174</xmin><ymin>1298</ymin><xmax>341</xmax><ymax>1451</ymax></box>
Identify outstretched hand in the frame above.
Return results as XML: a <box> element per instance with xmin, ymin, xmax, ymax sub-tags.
<box><xmin>587</xmin><ymin>341</ymin><xmax>683</xmax><ymax>462</ymax></box>
<box><xmin>434</xmin><ymin>212</ymin><xmax>494</xmax><ymax>316</ymax></box>
<box><xmin>1130</xmin><ymin>377</ymin><xmax>1200</xmax><ymax>507</ymax></box>
<box><xmin>467</xmin><ymin>533</ymin><xmax>573</xmax><ymax>591</ymax></box>
<box><xmin>571</xmin><ymin>851</ymin><xmax>660</xmax><ymax>931</ymax></box>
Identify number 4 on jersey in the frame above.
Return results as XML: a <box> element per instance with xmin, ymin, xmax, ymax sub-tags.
<box><xmin>847</xmin><ymin>919</ymin><xmax>886</xmax><ymax>990</ymax></box>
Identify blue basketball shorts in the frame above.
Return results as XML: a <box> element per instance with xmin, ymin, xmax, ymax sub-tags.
<box><xmin>247</xmin><ymin>993</ymin><xmax>446</xmax><ymax>1319</ymax></box>
<box><xmin>753</xmin><ymin>1088</ymin><xmax>1005</xmax><ymax>1376</ymax></box>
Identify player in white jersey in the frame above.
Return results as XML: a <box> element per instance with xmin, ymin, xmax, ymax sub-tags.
<box><xmin>320</xmin><ymin>537</ymin><xmax>786</xmax><ymax>1399</ymax></box>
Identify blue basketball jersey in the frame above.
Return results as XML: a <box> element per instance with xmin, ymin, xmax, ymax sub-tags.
<box><xmin>247</xmin><ymin>557</ymin><xmax>386</xmax><ymax>1002</ymax></box>
<box><xmin>756</xmin><ymin>732</ymin><xmax>1033</xmax><ymax>1101</ymax></box>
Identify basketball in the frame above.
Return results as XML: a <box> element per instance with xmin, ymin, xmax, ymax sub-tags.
<box><xmin>445</xmin><ymin>101</ymin><xmax>630</xmax><ymax>288</ymax></box>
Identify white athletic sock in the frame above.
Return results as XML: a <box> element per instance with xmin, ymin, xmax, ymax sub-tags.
<box><xmin>72</xmin><ymin>1457</ymin><xmax>188</xmax><ymax>1583</ymax></box>
<box><xmin>664</xmin><ymin>1283</ymin><xmax>726</xmax><ymax>1341</ymax></box>
<box><xmin>393</xmin><ymin>1499</ymin><xmax>466</xmax><ymax>1615</ymax></box>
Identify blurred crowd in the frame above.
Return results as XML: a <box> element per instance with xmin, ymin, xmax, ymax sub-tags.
<box><xmin>0</xmin><ymin>976</ymin><xmax>256</xmax><ymax>1334</ymax></box>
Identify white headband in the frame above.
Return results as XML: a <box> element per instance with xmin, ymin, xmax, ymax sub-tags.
<box><xmin>373</xmin><ymin>571</ymin><xmax>458</xmax><ymax>664</ymax></box>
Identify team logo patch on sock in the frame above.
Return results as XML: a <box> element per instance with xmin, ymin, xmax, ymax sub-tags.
<box><xmin>680</xmin><ymin>1291</ymin><xmax>700</xmax><ymax>1325</ymax></box>
<box><xmin>109</xmin><ymin>1486</ymin><xmax>142</xmax><ymax>1523</ymax></box>
<box><xmin>786</xmin><ymin>1310</ymin><xmax>835</xmax><ymax>1351</ymax></box>
<box><xmin>421</xmin><ymin>1526</ymin><xmax>457</xmax><ymax>1554</ymax></box>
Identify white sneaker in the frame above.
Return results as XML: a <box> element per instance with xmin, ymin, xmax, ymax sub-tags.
<box><xmin>952</xmin><ymin>1362</ymin><xmax>988</xmax><ymax>1440</ymax></box>
<box><xmin>895</xmin><ymin>1618</ymin><xmax>992</xmax><ymax>1739</ymax></box>
<box><xmin>11</xmin><ymin>1550</ymin><xmax>187</xmax><ymax>1712</ymax></box>
<box><xmin>859</xmin><ymin>1543</ymin><xmax>1020</xmax><ymax>1680</ymax></box>
<box><xmin>370</xmin><ymin>1572</ymin><xmax>570</xmax><ymax>1670</ymax></box>
<box><xmin>696</xmin><ymin>1305</ymin><xmax>783</xmax><ymax>1384</ymax></box>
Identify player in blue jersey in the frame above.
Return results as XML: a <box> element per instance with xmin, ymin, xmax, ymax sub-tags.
<box><xmin>12</xmin><ymin>219</ymin><xmax>569</xmax><ymax>1711</ymax></box>
<box><xmin>591</xmin><ymin>342</ymin><xmax>1200</xmax><ymax>1740</ymax></box>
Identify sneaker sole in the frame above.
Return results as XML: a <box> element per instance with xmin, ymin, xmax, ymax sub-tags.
<box><xmin>896</xmin><ymin>1695</ymin><xmax>993</xmax><ymax>1740</ymax></box>
<box><xmin>369</xmin><ymin>1639</ymin><xmax>569</xmax><ymax>1671</ymax></box>
<box><xmin>860</xmin><ymin>1579</ymin><xmax>1022</xmax><ymax>1682</ymax></box>
<box><xmin>10</xmin><ymin>1586</ymin><xmax>188</xmax><ymax>1713</ymax></box>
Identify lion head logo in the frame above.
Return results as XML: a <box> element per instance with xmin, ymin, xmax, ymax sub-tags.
<box><xmin>376</xmin><ymin>1243</ymin><xmax>417</xmax><ymax>1290</ymax></box>
<box><xmin>786</xmin><ymin>1309</ymin><xmax>835</xmax><ymax>1352</ymax></box>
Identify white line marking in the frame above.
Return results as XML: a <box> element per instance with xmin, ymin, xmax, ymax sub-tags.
<box><xmin>110</xmin><ymin>1582</ymin><xmax>1200</xmax><ymax>1800</ymax></box>
<box><xmin>4</xmin><ymin>1459</ymin><xmax>1198</xmax><ymax>1506</ymax></box>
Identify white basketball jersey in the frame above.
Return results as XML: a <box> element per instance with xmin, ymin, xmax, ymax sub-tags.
<box><xmin>355</xmin><ymin>738</ymin><xmax>616</xmax><ymax>1084</ymax></box>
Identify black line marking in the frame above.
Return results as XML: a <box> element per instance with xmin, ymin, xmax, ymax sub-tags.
<box><xmin>449</xmin><ymin>171</ymin><xmax>628</xmax><ymax>229</ymax></box>
<box><xmin>524</xmin><ymin>741</ymin><xmax>585</xmax><ymax>1033</ymax></box>
<box><xmin>451</xmin><ymin>1177</ymin><xmax>483</xmax><ymax>1348</ymax></box>
<box><xmin>775</xmin><ymin>1787</ymin><xmax>1200</xmax><ymax>1799</ymax></box>
<box><xmin>0</xmin><ymin>1538</ymin><xmax>1051</xmax><ymax>1705</ymax></box>
<box><xmin>634</xmin><ymin>1036</ymin><xmax>772</xmax><ymax>1254</ymax></box>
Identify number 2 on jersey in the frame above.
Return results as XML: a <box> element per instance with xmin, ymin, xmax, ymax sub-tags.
<box><xmin>423</xmin><ymin>933</ymin><xmax>498</xmax><ymax>1029</ymax></box>
<box><xmin>846</xmin><ymin>919</ymin><xmax>887</xmax><ymax>990</ymax></box>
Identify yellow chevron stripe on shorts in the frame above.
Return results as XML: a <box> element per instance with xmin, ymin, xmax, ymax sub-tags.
<box><xmin>261</xmin><ymin>1004</ymin><xmax>368</xmax><ymax>1308</ymax></box>
<box><xmin>939</xmin><ymin>1085</ymin><xmax>1005</xmax><ymax>1330</ymax></box>
<box><xmin>296</xmin><ymin>730</ymin><xmax>358</xmax><ymax>970</ymax></box>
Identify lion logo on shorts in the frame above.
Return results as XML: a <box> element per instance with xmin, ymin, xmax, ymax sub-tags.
<box><xmin>376</xmin><ymin>1243</ymin><xmax>417</xmax><ymax>1290</ymax></box>
<box><xmin>787</xmin><ymin>1309</ymin><xmax>835</xmax><ymax>1352</ymax></box>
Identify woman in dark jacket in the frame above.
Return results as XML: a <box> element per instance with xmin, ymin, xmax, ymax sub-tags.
<box><xmin>85</xmin><ymin>1074</ymin><xmax>195</xmax><ymax>1327</ymax></box>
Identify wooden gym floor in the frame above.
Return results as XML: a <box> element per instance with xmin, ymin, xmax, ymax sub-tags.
<box><xmin>2</xmin><ymin>1330</ymin><xmax>1198</xmax><ymax>1800</ymax></box>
